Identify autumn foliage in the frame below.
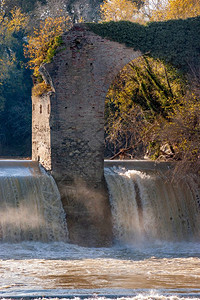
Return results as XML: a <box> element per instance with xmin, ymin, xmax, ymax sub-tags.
<box><xmin>152</xmin><ymin>0</ymin><xmax>200</xmax><ymax>21</ymax></box>
<box><xmin>0</xmin><ymin>3</ymin><xmax>32</xmax><ymax>155</ymax></box>
<box><xmin>105</xmin><ymin>56</ymin><xmax>200</xmax><ymax>175</ymax></box>
<box><xmin>24</xmin><ymin>16</ymin><xmax>71</xmax><ymax>78</ymax></box>
<box><xmin>100</xmin><ymin>0</ymin><xmax>200</xmax><ymax>22</ymax></box>
<box><xmin>100</xmin><ymin>0</ymin><xmax>138</xmax><ymax>22</ymax></box>
<box><xmin>0</xmin><ymin>6</ymin><xmax>28</xmax><ymax>85</ymax></box>
<box><xmin>0</xmin><ymin>6</ymin><xmax>27</xmax><ymax>32</ymax></box>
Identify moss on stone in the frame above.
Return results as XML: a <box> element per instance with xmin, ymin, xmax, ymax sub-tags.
<box><xmin>43</xmin><ymin>36</ymin><xmax>64</xmax><ymax>64</ymax></box>
<box><xmin>87</xmin><ymin>17</ymin><xmax>200</xmax><ymax>72</ymax></box>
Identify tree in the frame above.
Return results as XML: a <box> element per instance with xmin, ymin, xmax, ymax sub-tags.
<box><xmin>100</xmin><ymin>0</ymin><xmax>139</xmax><ymax>22</ymax></box>
<box><xmin>34</xmin><ymin>0</ymin><xmax>67</xmax><ymax>19</ymax></box>
<box><xmin>1</xmin><ymin>0</ymin><xmax>46</xmax><ymax>14</ymax></box>
<box><xmin>105</xmin><ymin>56</ymin><xmax>184</xmax><ymax>157</ymax></box>
<box><xmin>151</xmin><ymin>0</ymin><xmax>200</xmax><ymax>21</ymax></box>
<box><xmin>0</xmin><ymin>6</ymin><xmax>28</xmax><ymax>84</ymax></box>
<box><xmin>144</xmin><ymin>87</ymin><xmax>200</xmax><ymax>177</ymax></box>
<box><xmin>141</xmin><ymin>0</ymin><xmax>168</xmax><ymax>20</ymax></box>
<box><xmin>24</xmin><ymin>15</ymin><xmax>71</xmax><ymax>79</ymax></box>
<box><xmin>0</xmin><ymin>4</ymin><xmax>28</xmax><ymax>104</ymax></box>
<box><xmin>34</xmin><ymin>0</ymin><xmax>104</xmax><ymax>23</ymax></box>
<box><xmin>105</xmin><ymin>55</ymin><xmax>200</xmax><ymax>175</ymax></box>
<box><xmin>0</xmin><ymin>3</ymin><xmax>32</xmax><ymax>156</ymax></box>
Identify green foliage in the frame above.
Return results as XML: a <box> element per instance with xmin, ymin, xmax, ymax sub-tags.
<box><xmin>105</xmin><ymin>56</ymin><xmax>185</xmax><ymax>157</ymax></box>
<box><xmin>151</xmin><ymin>0</ymin><xmax>200</xmax><ymax>21</ymax></box>
<box><xmin>24</xmin><ymin>16</ymin><xmax>71</xmax><ymax>78</ymax></box>
<box><xmin>2</xmin><ymin>0</ymin><xmax>46</xmax><ymax>14</ymax></box>
<box><xmin>44</xmin><ymin>36</ymin><xmax>64</xmax><ymax>63</ymax></box>
<box><xmin>87</xmin><ymin>16</ymin><xmax>200</xmax><ymax>71</ymax></box>
<box><xmin>0</xmin><ymin>61</ymin><xmax>32</xmax><ymax>156</ymax></box>
<box><xmin>0</xmin><ymin>6</ymin><xmax>32</xmax><ymax>156</ymax></box>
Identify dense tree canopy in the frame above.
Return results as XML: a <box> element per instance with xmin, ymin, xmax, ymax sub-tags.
<box><xmin>105</xmin><ymin>56</ymin><xmax>184</xmax><ymax>155</ymax></box>
<box><xmin>152</xmin><ymin>0</ymin><xmax>200</xmax><ymax>21</ymax></box>
<box><xmin>105</xmin><ymin>56</ymin><xmax>200</xmax><ymax>175</ymax></box>
<box><xmin>0</xmin><ymin>3</ymin><xmax>32</xmax><ymax>155</ymax></box>
<box><xmin>0</xmin><ymin>0</ymin><xmax>46</xmax><ymax>14</ymax></box>
<box><xmin>100</xmin><ymin>0</ymin><xmax>200</xmax><ymax>22</ymax></box>
<box><xmin>100</xmin><ymin>0</ymin><xmax>138</xmax><ymax>22</ymax></box>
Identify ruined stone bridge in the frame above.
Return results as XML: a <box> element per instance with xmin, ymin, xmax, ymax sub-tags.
<box><xmin>32</xmin><ymin>19</ymin><xmax>200</xmax><ymax>246</ymax></box>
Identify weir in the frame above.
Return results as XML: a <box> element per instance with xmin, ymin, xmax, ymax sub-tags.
<box><xmin>0</xmin><ymin>160</ymin><xmax>68</xmax><ymax>242</ymax></box>
<box><xmin>104</xmin><ymin>161</ymin><xmax>200</xmax><ymax>244</ymax></box>
<box><xmin>0</xmin><ymin>160</ymin><xmax>199</xmax><ymax>245</ymax></box>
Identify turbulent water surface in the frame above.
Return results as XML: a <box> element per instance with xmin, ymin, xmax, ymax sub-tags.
<box><xmin>104</xmin><ymin>164</ymin><xmax>200</xmax><ymax>243</ymax></box>
<box><xmin>0</xmin><ymin>160</ymin><xmax>68</xmax><ymax>242</ymax></box>
<box><xmin>0</xmin><ymin>241</ymin><xmax>200</xmax><ymax>299</ymax></box>
<box><xmin>0</xmin><ymin>160</ymin><xmax>199</xmax><ymax>299</ymax></box>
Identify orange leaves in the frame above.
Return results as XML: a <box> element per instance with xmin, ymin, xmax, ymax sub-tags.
<box><xmin>7</xmin><ymin>8</ymin><xmax>28</xmax><ymax>32</ymax></box>
<box><xmin>0</xmin><ymin>4</ymin><xmax>27</xmax><ymax>85</ymax></box>
<box><xmin>152</xmin><ymin>0</ymin><xmax>200</xmax><ymax>21</ymax></box>
<box><xmin>100</xmin><ymin>0</ymin><xmax>200</xmax><ymax>22</ymax></box>
<box><xmin>167</xmin><ymin>0</ymin><xmax>200</xmax><ymax>19</ymax></box>
<box><xmin>100</xmin><ymin>0</ymin><xmax>138</xmax><ymax>22</ymax></box>
<box><xmin>32</xmin><ymin>81</ymin><xmax>52</xmax><ymax>97</ymax></box>
<box><xmin>24</xmin><ymin>15</ymin><xmax>72</xmax><ymax>97</ymax></box>
<box><xmin>24</xmin><ymin>16</ymin><xmax>71</xmax><ymax>77</ymax></box>
<box><xmin>0</xmin><ymin>5</ymin><xmax>27</xmax><ymax>35</ymax></box>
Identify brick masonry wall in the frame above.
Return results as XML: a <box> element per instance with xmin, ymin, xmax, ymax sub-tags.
<box><xmin>39</xmin><ymin>24</ymin><xmax>141</xmax><ymax>182</ymax></box>
<box><xmin>32</xmin><ymin>24</ymin><xmax>141</xmax><ymax>246</ymax></box>
<box><xmin>32</xmin><ymin>93</ymin><xmax>54</xmax><ymax>170</ymax></box>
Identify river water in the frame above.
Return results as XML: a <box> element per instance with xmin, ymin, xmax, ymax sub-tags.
<box><xmin>0</xmin><ymin>160</ymin><xmax>199</xmax><ymax>299</ymax></box>
<box><xmin>0</xmin><ymin>241</ymin><xmax>200</xmax><ymax>299</ymax></box>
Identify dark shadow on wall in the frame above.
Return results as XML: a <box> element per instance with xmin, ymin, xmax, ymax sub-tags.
<box><xmin>87</xmin><ymin>16</ymin><xmax>200</xmax><ymax>72</ymax></box>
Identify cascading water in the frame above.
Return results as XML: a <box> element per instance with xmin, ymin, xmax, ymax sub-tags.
<box><xmin>0</xmin><ymin>160</ymin><xmax>68</xmax><ymax>242</ymax></box>
<box><xmin>0</xmin><ymin>160</ymin><xmax>200</xmax><ymax>299</ymax></box>
<box><xmin>104</xmin><ymin>161</ymin><xmax>200</xmax><ymax>244</ymax></box>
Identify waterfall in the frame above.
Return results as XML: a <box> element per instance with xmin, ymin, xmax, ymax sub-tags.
<box><xmin>0</xmin><ymin>160</ymin><xmax>68</xmax><ymax>242</ymax></box>
<box><xmin>104</xmin><ymin>162</ymin><xmax>200</xmax><ymax>244</ymax></box>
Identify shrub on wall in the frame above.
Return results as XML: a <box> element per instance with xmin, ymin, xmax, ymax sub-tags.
<box><xmin>32</xmin><ymin>82</ymin><xmax>52</xmax><ymax>97</ymax></box>
<box><xmin>24</xmin><ymin>16</ymin><xmax>72</xmax><ymax>78</ymax></box>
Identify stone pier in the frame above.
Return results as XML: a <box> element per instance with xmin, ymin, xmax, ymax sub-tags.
<box><xmin>32</xmin><ymin>24</ymin><xmax>141</xmax><ymax>246</ymax></box>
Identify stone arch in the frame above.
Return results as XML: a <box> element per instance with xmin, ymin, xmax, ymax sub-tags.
<box><xmin>32</xmin><ymin>19</ymin><xmax>200</xmax><ymax>246</ymax></box>
<box><xmin>32</xmin><ymin>24</ymin><xmax>143</xmax><ymax>246</ymax></box>
<box><xmin>33</xmin><ymin>24</ymin><xmax>142</xmax><ymax>182</ymax></box>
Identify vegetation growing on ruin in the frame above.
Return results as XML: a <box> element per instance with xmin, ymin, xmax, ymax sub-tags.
<box><xmin>32</xmin><ymin>82</ymin><xmax>52</xmax><ymax>97</ymax></box>
<box><xmin>24</xmin><ymin>16</ymin><xmax>71</xmax><ymax>78</ymax></box>
<box><xmin>24</xmin><ymin>15</ymin><xmax>72</xmax><ymax>96</ymax></box>
<box><xmin>87</xmin><ymin>16</ymin><xmax>200</xmax><ymax>72</ymax></box>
